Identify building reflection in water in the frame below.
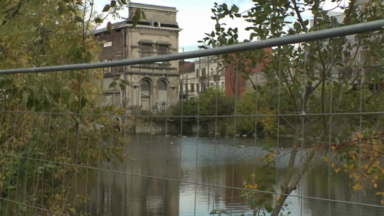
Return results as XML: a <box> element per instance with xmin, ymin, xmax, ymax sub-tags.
<box><xmin>77</xmin><ymin>134</ymin><xmax>384</xmax><ymax>216</ymax></box>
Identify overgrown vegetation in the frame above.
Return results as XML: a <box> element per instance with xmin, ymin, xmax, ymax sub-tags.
<box><xmin>199</xmin><ymin>0</ymin><xmax>384</xmax><ymax>215</ymax></box>
<box><xmin>0</xmin><ymin>0</ymin><xmax>132</xmax><ymax>215</ymax></box>
<box><xmin>158</xmin><ymin>88</ymin><xmax>276</xmax><ymax>136</ymax></box>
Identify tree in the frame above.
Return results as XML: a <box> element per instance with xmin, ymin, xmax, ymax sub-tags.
<box><xmin>200</xmin><ymin>0</ymin><xmax>384</xmax><ymax>215</ymax></box>
<box><xmin>169</xmin><ymin>88</ymin><xmax>235</xmax><ymax>134</ymax></box>
<box><xmin>0</xmin><ymin>0</ymin><xmax>129</xmax><ymax>27</ymax></box>
<box><xmin>237</xmin><ymin>88</ymin><xmax>276</xmax><ymax>136</ymax></box>
<box><xmin>0</xmin><ymin>0</ymin><xmax>130</xmax><ymax>215</ymax></box>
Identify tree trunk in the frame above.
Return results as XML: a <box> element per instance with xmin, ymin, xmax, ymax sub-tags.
<box><xmin>271</xmin><ymin>194</ymin><xmax>289</xmax><ymax>216</ymax></box>
<box><xmin>270</xmin><ymin>123</ymin><xmax>301</xmax><ymax>216</ymax></box>
<box><xmin>271</xmin><ymin>125</ymin><xmax>324</xmax><ymax>216</ymax></box>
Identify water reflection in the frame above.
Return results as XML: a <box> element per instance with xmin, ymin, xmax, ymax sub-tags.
<box><xmin>78</xmin><ymin>134</ymin><xmax>384</xmax><ymax>216</ymax></box>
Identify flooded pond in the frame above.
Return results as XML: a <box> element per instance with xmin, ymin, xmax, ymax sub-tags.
<box><xmin>79</xmin><ymin>134</ymin><xmax>384</xmax><ymax>216</ymax></box>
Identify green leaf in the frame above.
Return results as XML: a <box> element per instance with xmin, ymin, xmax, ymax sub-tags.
<box><xmin>120</xmin><ymin>79</ymin><xmax>130</xmax><ymax>86</ymax></box>
<box><xmin>107</xmin><ymin>22</ymin><xmax>112</xmax><ymax>32</ymax></box>
<box><xmin>265</xmin><ymin>203</ymin><xmax>273</xmax><ymax>213</ymax></box>
<box><xmin>103</xmin><ymin>4</ymin><xmax>111</xmax><ymax>12</ymax></box>
<box><xmin>141</xmin><ymin>10</ymin><xmax>147</xmax><ymax>20</ymax></box>
<box><xmin>0</xmin><ymin>80</ymin><xmax>13</xmax><ymax>89</ymax></box>
<box><xmin>7</xmin><ymin>186</ymin><xmax>16</xmax><ymax>190</ymax></box>
<box><xmin>57</xmin><ymin>5</ymin><xmax>66</xmax><ymax>15</ymax></box>
<box><xmin>75</xmin><ymin>16</ymin><xmax>83</xmax><ymax>23</ymax></box>
<box><xmin>294</xmin><ymin>22</ymin><xmax>301</xmax><ymax>32</ymax></box>
<box><xmin>21</xmin><ymin>91</ymin><xmax>29</xmax><ymax>104</ymax></box>
<box><xmin>69</xmin><ymin>208</ymin><xmax>76</xmax><ymax>214</ymax></box>
<box><xmin>109</xmin><ymin>81</ymin><xmax>117</xmax><ymax>88</ymax></box>
<box><xmin>94</xmin><ymin>17</ymin><xmax>103</xmax><ymax>23</ymax></box>
<box><xmin>111</xmin><ymin>0</ymin><xmax>117</xmax><ymax>7</ymax></box>
<box><xmin>45</xmin><ymin>164</ymin><xmax>56</xmax><ymax>169</ymax></box>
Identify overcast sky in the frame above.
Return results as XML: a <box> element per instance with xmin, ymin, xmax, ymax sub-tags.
<box><xmin>94</xmin><ymin>0</ymin><xmax>346</xmax><ymax>52</ymax></box>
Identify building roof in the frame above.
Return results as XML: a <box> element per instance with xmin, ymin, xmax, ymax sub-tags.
<box><xmin>93</xmin><ymin>2</ymin><xmax>181</xmax><ymax>35</ymax></box>
<box><xmin>93</xmin><ymin>22</ymin><xmax>182</xmax><ymax>34</ymax></box>
<box><xmin>179</xmin><ymin>61</ymin><xmax>195</xmax><ymax>74</ymax></box>
<box><xmin>93</xmin><ymin>21</ymin><xmax>126</xmax><ymax>34</ymax></box>
<box><xmin>128</xmin><ymin>2</ymin><xmax>178</xmax><ymax>13</ymax></box>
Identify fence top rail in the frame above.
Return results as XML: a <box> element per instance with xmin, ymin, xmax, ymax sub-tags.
<box><xmin>1</xmin><ymin>19</ymin><xmax>384</xmax><ymax>74</ymax></box>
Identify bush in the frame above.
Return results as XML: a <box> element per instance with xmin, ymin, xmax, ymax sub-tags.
<box><xmin>168</xmin><ymin>88</ymin><xmax>235</xmax><ymax>133</ymax></box>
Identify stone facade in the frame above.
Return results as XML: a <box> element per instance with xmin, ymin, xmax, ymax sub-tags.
<box><xmin>179</xmin><ymin>56</ymin><xmax>225</xmax><ymax>100</ymax></box>
<box><xmin>94</xmin><ymin>2</ymin><xmax>181</xmax><ymax>113</ymax></box>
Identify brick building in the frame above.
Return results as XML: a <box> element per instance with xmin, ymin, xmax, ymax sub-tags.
<box><xmin>224</xmin><ymin>48</ymin><xmax>272</xmax><ymax>97</ymax></box>
<box><xmin>94</xmin><ymin>2</ymin><xmax>182</xmax><ymax>112</ymax></box>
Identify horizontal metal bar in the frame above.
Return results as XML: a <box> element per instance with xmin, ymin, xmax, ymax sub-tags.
<box><xmin>1</xmin><ymin>19</ymin><xmax>384</xmax><ymax>74</ymax></box>
<box><xmin>1</xmin><ymin>109</ymin><xmax>384</xmax><ymax>117</ymax></box>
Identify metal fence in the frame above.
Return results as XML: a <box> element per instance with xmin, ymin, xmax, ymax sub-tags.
<box><xmin>2</xmin><ymin>19</ymin><xmax>384</xmax><ymax>216</ymax></box>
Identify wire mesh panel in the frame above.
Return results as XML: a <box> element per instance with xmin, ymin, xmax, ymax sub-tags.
<box><xmin>2</xmin><ymin>19</ymin><xmax>384</xmax><ymax>216</ymax></box>
<box><xmin>0</xmin><ymin>70</ymin><xmax>128</xmax><ymax>215</ymax></box>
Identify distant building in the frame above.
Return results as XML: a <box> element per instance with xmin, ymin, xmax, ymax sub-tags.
<box><xmin>195</xmin><ymin>56</ymin><xmax>225</xmax><ymax>91</ymax></box>
<box><xmin>94</xmin><ymin>2</ymin><xmax>182</xmax><ymax>113</ymax></box>
<box><xmin>179</xmin><ymin>60</ymin><xmax>195</xmax><ymax>100</ymax></box>
<box><xmin>224</xmin><ymin>48</ymin><xmax>271</xmax><ymax>97</ymax></box>
<box><xmin>179</xmin><ymin>56</ymin><xmax>225</xmax><ymax>100</ymax></box>
<box><xmin>309</xmin><ymin>11</ymin><xmax>384</xmax><ymax>90</ymax></box>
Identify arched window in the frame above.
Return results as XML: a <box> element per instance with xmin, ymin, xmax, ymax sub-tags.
<box><xmin>141</xmin><ymin>80</ymin><xmax>150</xmax><ymax>97</ymax></box>
<box><xmin>157</xmin><ymin>80</ymin><xmax>167</xmax><ymax>103</ymax></box>
<box><xmin>141</xmin><ymin>79</ymin><xmax>151</xmax><ymax>111</ymax></box>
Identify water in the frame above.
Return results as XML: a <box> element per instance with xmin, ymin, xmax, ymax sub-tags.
<box><xmin>78</xmin><ymin>134</ymin><xmax>384</xmax><ymax>216</ymax></box>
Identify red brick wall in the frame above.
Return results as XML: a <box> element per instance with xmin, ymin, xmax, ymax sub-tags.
<box><xmin>225</xmin><ymin>48</ymin><xmax>272</xmax><ymax>97</ymax></box>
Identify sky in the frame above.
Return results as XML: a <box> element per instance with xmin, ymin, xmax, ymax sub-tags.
<box><xmin>94</xmin><ymin>0</ymin><xmax>347</xmax><ymax>52</ymax></box>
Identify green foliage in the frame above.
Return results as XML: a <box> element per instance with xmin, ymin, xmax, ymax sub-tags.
<box><xmin>169</xmin><ymin>88</ymin><xmax>235</xmax><ymax>133</ymax></box>
<box><xmin>201</xmin><ymin>0</ymin><xmax>384</xmax><ymax>214</ymax></box>
<box><xmin>0</xmin><ymin>0</ymin><xmax>129</xmax><ymax>215</ymax></box>
<box><xmin>0</xmin><ymin>0</ymin><xmax>141</xmax><ymax>33</ymax></box>
<box><xmin>236</xmin><ymin>88</ymin><xmax>276</xmax><ymax>135</ymax></box>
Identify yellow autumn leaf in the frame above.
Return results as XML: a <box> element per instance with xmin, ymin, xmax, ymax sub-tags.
<box><xmin>381</xmin><ymin>200</ymin><xmax>384</xmax><ymax>205</ymax></box>
<box><xmin>353</xmin><ymin>183</ymin><xmax>362</xmax><ymax>191</ymax></box>
<box><xmin>374</xmin><ymin>183</ymin><xmax>378</xmax><ymax>188</ymax></box>
<box><xmin>323</xmin><ymin>157</ymin><xmax>328</xmax><ymax>163</ymax></box>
